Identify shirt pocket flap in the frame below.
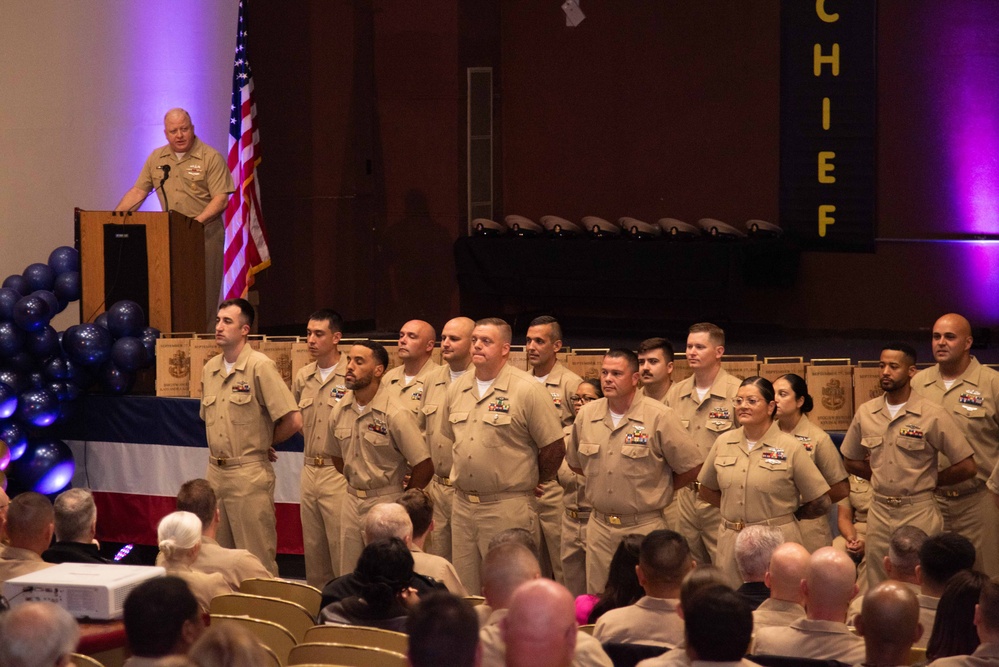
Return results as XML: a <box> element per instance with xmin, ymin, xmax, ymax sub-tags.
<box><xmin>449</xmin><ymin>412</ymin><xmax>469</xmax><ymax>424</ymax></box>
<box><xmin>485</xmin><ymin>413</ymin><xmax>513</xmax><ymax>427</ymax></box>
<box><xmin>230</xmin><ymin>393</ymin><xmax>252</xmax><ymax>405</ymax></box>
<box><xmin>298</xmin><ymin>396</ymin><xmax>314</xmax><ymax>409</ymax></box>
<box><xmin>578</xmin><ymin>442</ymin><xmax>601</xmax><ymax>456</ymax></box>
<box><xmin>364</xmin><ymin>431</ymin><xmax>390</xmax><ymax>446</ymax></box>
<box><xmin>621</xmin><ymin>445</ymin><xmax>650</xmax><ymax>460</ymax></box>
<box><xmin>422</xmin><ymin>404</ymin><xmax>438</xmax><ymax>416</ymax></box>
<box><xmin>896</xmin><ymin>436</ymin><xmax>926</xmax><ymax>451</ymax></box>
<box><xmin>202</xmin><ymin>395</ymin><xmax>217</xmax><ymax>408</ymax></box>
<box><xmin>716</xmin><ymin>455</ymin><xmax>738</xmax><ymax>467</ymax></box>
<box><xmin>760</xmin><ymin>459</ymin><xmax>790</xmax><ymax>471</ymax></box>
<box><xmin>706</xmin><ymin>419</ymin><xmax>733</xmax><ymax>433</ymax></box>
<box><xmin>860</xmin><ymin>436</ymin><xmax>883</xmax><ymax>449</ymax></box>
<box><xmin>334</xmin><ymin>428</ymin><xmax>352</xmax><ymax>440</ymax></box>
<box><xmin>955</xmin><ymin>406</ymin><xmax>986</xmax><ymax>419</ymax></box>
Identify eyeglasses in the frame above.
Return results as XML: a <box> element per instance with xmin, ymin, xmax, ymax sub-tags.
<box><xmin>732</xmin><ymin>397</ymin><xmax>764</xmax><ymax>407</ymax></box>
<box><xmin>570</xmin><ymin>394</ymin><xmax>598</xmax><ymax>404</ymax></box>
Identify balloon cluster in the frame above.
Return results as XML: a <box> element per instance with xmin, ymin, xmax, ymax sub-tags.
<box><xmin>0</xmin><ymin>246</ymin><xmax>160</xmax><ymax>495</ymax></box>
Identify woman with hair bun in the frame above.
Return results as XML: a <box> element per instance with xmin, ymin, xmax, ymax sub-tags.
<box><xmin>157</xmin><ymin>511</ymin><xmax>232</xmax><ymax>612</ymax></box>
<box><xmin>698</xmin><ymin>376</ymin><xmax>832</xmax><ymax>586</ymax></box>
<box><xmin>773</xmin><ymin>373</ymin><xmax>850</xmax><ymax>552</ymax></box>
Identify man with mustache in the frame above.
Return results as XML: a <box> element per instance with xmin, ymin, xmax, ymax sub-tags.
<box><xmin>637</xmin><ymin>337</ymin><xmax>675</xmax><ymax>404</ymax></box>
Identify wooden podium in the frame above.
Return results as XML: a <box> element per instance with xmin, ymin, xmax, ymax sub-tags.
<box><xmin>76</xmin><ymin>209</ymin><xmax>205</xmax><ymax>333</ymax></box>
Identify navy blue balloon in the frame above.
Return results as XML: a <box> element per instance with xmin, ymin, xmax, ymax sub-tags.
<box><xmin>100</xmin><ymin>362</ymin><xmax>134</xmax><ymax>395</ymax></box>
<box><xmin>48</xmin><ymin>246</ymin><xmax>80</xmax><ymax>275</ymax></box>
<box><xmin>2</xmin><ymin>275</ymin><xmax>28</xmax><ymax>295</ymax></box>
<box><xmin>28</xmin><ymin>371</ymin><xmax>47</xmax><ymax>389</ymax></box>
<box><xmin>93</xmin><ymin>312</ymin><xmax>109</xmax><ymax>329</ymax></box>
<box><xmin>22</xmin><ymin>263</ymin><xmax>56</xmax><ymax>292</ymax></box>
<box><xmin>0</xmin><ymin>421</ymin><xmax>28</xmax><ymax>461</ymax></box>
<box><xmin>26</xmin><ymin>325</ymin><xmax>60</xmax><ymax>359</ymax></box>
<box><xmin>111</xmin><ymin>337</ymin><xmax>148</xmax><ymax>372</ymax></box>
<box><xmin>0</xmin><ymin>288</ymin><xmax>20</xmax><ymax>321</ymax></box>
<box><xmin>0</xmin><ymin>382</ymin><xmax>16</xmax><ymax>419</ymax></box>
<box><xmin>63</xmin><ymin>323</ymin><xmax>113</xmax><ymax>366</ymax></box>
<box><xmin>32</xmin><ymin>290</ymin><xmax>59</xmax><ymax>316</ymax></box>
<box><xmin>139</xmin><ymin>327</ymin><xmax>160</xmax><ymax>366</ymax></box>
<box><xmin>43</xmin><ymin>355</ymin><xmax>82</xmax><ymax>382</ymax></box>
<box><xmin>17</xmin><ymin>388</ymin><xmax>59</xmax><ymax>427</ymax></box>
<box><xmin>53</xmin><ymin>271</ymin><xmax>81</xmax><ymax>303</ymax></box>
<box><xmin>9</xmin><ymin>352</ymin><xmax>37</xmax><ymax>374</ymax></box>
<box><xmin>0</xmin><ymin>369</ymin><xmax>22</xmax><ymax>393</ymax></box>
<box><xmin>47</xmin><ymin>381</ymin><xmax>80</xmax><ymax>403</ymax></box>
<box><xmin>106</xmin><ymin>300</ymin><xmax>145</xmax><ymax>339</ymax></box>
<box><xmin>0</xmin><ymin>321</ymin><xmax>25</xmax><ymax>358</ymax></box>
<box><xmin>13</xmin><ymin>294</ymin><xmax>52</xmax><ymax>332</ymax></box>
<box><xmin>10</xmin><ymin>438</ymin><xmax>74</xmax><ymax>495</ymax></box>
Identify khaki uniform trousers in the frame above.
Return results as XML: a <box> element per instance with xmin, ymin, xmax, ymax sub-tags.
<box><xmin>676</xmin><ymin>485</ymin><xmax>721</xmax><ymax>566</ymax></box>
<box><xmin>533</xmin><ymin>480</ymin><xmax>565</xmax><ymax>584</ymax></box>
<box><xmin>799</xmin><ymin>514</ymin><xmax>833</xmax><ymax>553</ymax></box>
<box><xmin>208</xmin><ymin>461</ymin><xmax>279</xmax><ymax>576</ymax></box>
<box><xmin>452</xmin><ymin>492</ymin><xmax>538</xmax><ymax>596</ymax></box>
<box><xmin>560</xmin><ymin>509</ymin><xmax>589</xmax><ymax>597</ymax></box>
<box><xmin>424</xmin><ymin>477</ymin><xmax>454</xmax><ymax>561</ymax></box>
<box><xmin>300</xmin><ymin>464</ymin><xmax>347</xmax><ymax>588</ymax></box>
<box><xmin>585</xmin><ymin>511</ymin><xmax>666</xmax><ymax>595</ymax></box>
<box><xmin>936</xmin><ymin>485</ymin><xmax>999</xmax><ymax>579</ymax></box>
<box><xmin>865</xmin><ymin>493</ymin><xmax>942</xmax><ymax>590</ymax></box>
<box><xmin>833</xmin><ymin>521</ymin><xmax>869</xmax><ymax>595</ymax></box>
<box><xmin>339</xmin><ymin>487</ymin><xmax>403</xmax><ymax>574</ymax></box>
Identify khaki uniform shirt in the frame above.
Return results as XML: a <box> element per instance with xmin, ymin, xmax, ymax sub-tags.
<box><xmin>134</xmin><ymin>137</ymin><xmax>234</xmax><ymax>221</ymax></box>
<box><xmin>410</xmin><ymin>546</ymin><xmax>468</xmax><ymax>596</ymax></box>
<box><xmin>566</xmin><ymin>396</ymin><xmax>703</xmax><ymax>514</ymax></box>
<box><xmin>419</xmin><ymin>362</ymin><xmax>472</xmax><ymax>477</ymax></box>
<box><xmin>534</xmin><ymin>361</ymin><xmax>583</xmax><ymax>427</ymax></box>
<box><xmin>752</xmin><ymin>618</ymin><xmax>865</xmax><ymax>663</ymax></box>
<box><xmin>839</xmin><ymin>475</ymin><xmax>873</xmax><ymax>524</ymax></box>
<box><xmin>383</xmin><ymin>358</ymin><xmax>440</xmax><ymax>425</ymax></box>
<box><xmin>752</xmin><ymin>598</ymin><xmax>805</xmax><ymax>629</ymax></box>
<box><xmin>156</xmin><ymin>537</ymin><xmax>271</xmax><ymax>590</ymax></box>
<box><xmin>699</xmin><ymin>422</ymin><xmax>830</xmax><ymax>523</ymax></box>
<box><xmin>327</xmin><ymin>383</ymin><xmax>429</xmax><ymax>491</ymax></box>
<box><xmin>787</xmin><ymin>414</ymin><xmax>848</xmax><ymax>487</ymax></box>
<box><xmin>913</xmin><ymin>358</ymin><xmax>999</xmax><ymax>487</ymax></box>
<box><xmin>840</xmin><ymin>393</ymin><xmax>974</xmax><ymax>496</ymax></box>
<box><xmin>0</xmin><ymin>546</ymin><xmax>55</xmax><ymax>583</ymax></box>
<box><xmin>201</xmin><ymin>344</ymin><xmax>299</xmax><ymax>459</ymax></box>
<box><xmin>294</xmin><ymin>356</ymin><xmax>349</xmax><ymax>459</ymax></box>
<box><xmin>440</xmin><ymin>362</ymin><xmax>565</xmax><ymax>495</ymax></box>
<box><xmin>479</xmin><ymin>608</ymin><xmax>613</xmax><ymax>667</ymax></box>
<box><xmin>167</xmin><ymin>563</ymin><xmax>233</xmax><ymax>613</ymax></box>
<box><xmin>665</xmin><ymin>369</ymin><xmax>743</xmax><ymax>457</ymax></box>
<box><xmin>593</xmin><ymin>596</ymin><xmax>684</xmax><ymax>648</ymax></box>
<box><xmin>931</xmin><ymin>642</ymin><xmax>999</xmax><ymax>666</ymax></box>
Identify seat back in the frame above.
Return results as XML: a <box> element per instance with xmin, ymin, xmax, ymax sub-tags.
<box><xmin>70</xmin><ymin>654</ymin><xmax>105</xmax><ymax>667</ymax></box>
<box><xmin>303</xmin><ymin>625</ymin><xmax>408</xmax><ymax>654</ymax></box>
<box><xmin>578</xmin><ymin>623</ymin><xmax>596</xmax><ymax>636</ymax></box>
<box><xmin>288</xmin><ymin>642</ymin><xmax>407</xmax><ymax>667</ymax></box>
<box><xmin>210</xmin><ymin>614</ymin><xmax>297</xmax><ymax>666</ymax></box>
<box><xmin>211</xmin><ymin>592</ymin><xmax>315</xmax><ymax>642</ymax></box>
<box><xmin>241</xmin><ymin>578</ymin><xmax>323</xmax><ymax>617</ymax></box>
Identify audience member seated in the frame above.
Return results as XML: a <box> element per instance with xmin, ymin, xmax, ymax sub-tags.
<box><xmin>487</xmin><ymin>527</ymin><xmax>540</xmax><ymax>558</ymax></box>
<box><xmin>123</xmin><ymin>575</ymin><xmax>205</xmax><ymax>666</ymax></box>
<box><xmin>752</xmin><ymin>541</ymin><xmax>809</xmax><ymax>630</ymax></box>
<box><xmin>854</xmin><ymin>581</ymin><xmax>923</xmax><ymax>667</ymax></box>
<box><xmin>931</xmin><ymin>577</ymin><xmax>999</xmax><ymax>666</ymax></box>
<box><xmin>0</xmin><ymin>601</ymin><xmax>79</xmax><ymax>667</ymax></box>
<box><xmin>576</xmin><ymin>533</ymin><xmax>643</xmax><ymax>625</ymax></box>
<box><xmin>733</xmin><ymin>525</ymin><xmax>783</xmax><ymax>610</ymax></box>
<box><xmin>479</xmin><ymin>542</ymin><xmax>610</xmax><ymax>667</ymax></box>
<box><xmin>0</xmin><ymin>492</ymin><xmax>56</xmax><ymax>583</ymax></box>
<box><xmin>408</xmin><ymin>591</ymin><xmax>482</xmax><ymax>667</ymax></box>
<box><xmin>846</xmin><ymin>525</ymin><xmax>926</xmax><ymax>628</ymax></box>
<box><xmin>42</xmin><ymin>488</ymin><xmax>111</xmax><ymax>564</ymax></box>
<box><xmin>364</xmin><ymin>497</ymin><xmax>467</xmax><ymax>595</ymax></box>
<box><xmin>753</xmin><ymin>547</ymin><xmax>864</xmax><ymax>664</ymax></box>
<box><xmin>683</xmin><ymin>586</ymin><xmax>757</xmax><ymax>667</ymax></box>
<box><xmin>502</xmin><ymin>579</ymin><xmax>581</xmax><ymax>667</ymax></box>
<box><xmin>157</xmin><ymin>511</ymin><xmax>233</xmax><ymax>613</ymax></box>
<box><xmin>593</xmin><ymin>530</ymin><xmax>691</xmax><ymax>647</ymax></box>
<box><xmin>319</xmin><ymin>537</ymin><xmax>419</xmax><ymax>631</ymax></box>
<box><xmin>397</xmin><ymin>490</ymin><xmax>469</xmax><ymax>595</ymax></box>
<box><xmin>188</xmin><ymin>622</ymin><xmax>270</xmax><ymax>667</ymax></box>
<box><xmin>157</xmin><ymin>479</ymin><xmax>272</xmax><ymax>589</ymax></box>
<box><xmin>926</xmin><ymin>569</ymin><xmax>990</xmax><ymax>663</ymax></box>
<box><xmin>915</xmin><ymin>531</ymin><xmax>978</xmax><ymax>650</ymax></box>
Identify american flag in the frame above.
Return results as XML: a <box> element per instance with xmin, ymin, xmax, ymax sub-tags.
<box><xmin>222</xmin><ymin>0</ymin><xmax>270</xmax><ymax>300</ymax></box>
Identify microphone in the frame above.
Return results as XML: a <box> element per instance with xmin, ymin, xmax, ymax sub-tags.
<box><xmin>159</xmin><ymin>164</ymin><xmax>171</xmax><ymax>211</ymax></box>
<box><xmin>160</xmin><ymin>164</ymin><xmax>171</xmax><ymax>182</ymax></box>
<box><xmin>119</xmin><ymin>164</ymin><xmax>173</xmax><ymax>217</ymax></box>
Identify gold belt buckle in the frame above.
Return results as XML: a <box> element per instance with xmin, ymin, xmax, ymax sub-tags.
<box><xmin>608</xmin><ymin>514</ymin><xmax>622</xmax><ymax>526</ymax></box>
<box><xmin>733</xmin><ymin>520</ymin><xmax>745</xmax><ymax>530</ymax></box>
<box><xmin>468</xmin><ymin>493</ymin><xmax>480</xmax><ymax>504</ymax></box>
<box><xmin>567</xmin><ymin>509</ymin><xmax>578</xmax><ymax>520</ymax></box>
<box><xmin>886</xmin><ymin>496</ymin><xmax>902</xmax><ymax>507</ymax></box>
<box><xmin>213</xmin><ymin>456</ymin><xmax>227</xmax><ymax>467</ymax></box>
<box><xmin>355</xmin><ymin>488</ymin><xmax>368</xmax><ymax>499</ymax></box>
<box><xmin>315</xmin><ymin>456</ymin><xmax>324</xmax><ymax>467</ymax></box>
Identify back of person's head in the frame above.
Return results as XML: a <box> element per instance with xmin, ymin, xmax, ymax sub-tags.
<box><xmin>803</xmin><ymin>547</ymin><xmax>859</xmax><ymax>618</ymax></box>
<box><xmin>407</xmin><ymin>592</ymin><xmax>480</xmax><ymax>667</ymax></box>
<box><xmin>926</xmin><ymin>569</ymin><xmax>990</xmax><ymax>661</ymax></box>
<box><xmin>0</xmin><ymin>601</ymin><xmax>79</xmax><ymax>667</ymax></box>
<box><xmin>363</xmin><ymin>502</ymin><xmax>413</xmax><ymax>544</ymax></box>
<box><xmin>734</xmin><ymin>525</ymin><xmax>784</xmax><ymax>582</ymax></box>
<box><xmin>158</xmin><ymin>511</ymin><xmax>203</xmax><ymax>563</ymax></box>
<box><xmin>481</xmin><ymin>542</ymin><xmax>541</xmax><ymax>609</ymax></box>
<box><xmin>52</xmin><ymin>487</ymin><xmax>96</xmax><ymax>543</ymax></box>
<box><xmin>188</xmin><ymin>622</ymin><xmax>269</xmax><ymax>667</ymax></box>
<box><xmin>978</xmin><ymin>578</ymin><xmax>999</xmax><ymax>639</ymax></box>
<box><xmin>638</xmin><ymin>529</ymin><xmax>692</xmax><ymax>588</ymax></box>
<box><xmin>855</xmin><ymin>581</ymin><xmax>922</xmax><ymax>657</ymax></box>
<box><xmin>886</xmin><ymin>525</ymin><xmax>927</xmax><ymax>580</ymax></box>
<box><xmin>124</xmin><ymin>576</ymin><xmax>202</xmax><ymax>658</ymax></box>
<box><xmin>766</xmin><ymin>542</ymin><xmax>810</xmax><ymax>604</ymax></box>
<box><xmin>919</xmin><ymin>532</ymin><xmax>976</xmax><ymax>589</ymax></box>
<box><xmin>684</xmin><ymin>586</ymin><xmax>752</xmax><ymax>662</ymax></box>
<box><xmin>176</xmin><ymin>479</ymin><xmax>216</xmax><ymax>529</ymax></box>
<box><xmin>5</xmin><ymin>491</ymin><xmax>54</xmax><ymax>550</ymax></box>
<box><xmin>396</xmin><ymin>489</ymin><xmax>434</xmax><ymax>539</ymax></box>
<box><xmin>589</xmin><ymin>533</ymin><xmax>644</xmax><ymax>623</ymax></box>
<box><xmin>354</xmin><ymin>538</ymin><xmax>414</xmax><ymax>612</ymax></box>
<box><xmin>486</xmin><ymin>527</ymin><xmax>538</xmax><ymax>559</ymax></box>
<box><xmin>679</xmin><ymin>567</ymin><xmax>730</xmax><ymax>616</ymax></box>
<box><xmin>503</xmin><ymin>579</ymin><xmax>576</xmax><ymax>667</ymax></box>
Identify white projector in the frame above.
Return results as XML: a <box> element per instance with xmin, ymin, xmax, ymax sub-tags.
<box><xmin>3</xmin><ymin>563</ymin><xmax>165</xmax><ymax>620</ymax></box>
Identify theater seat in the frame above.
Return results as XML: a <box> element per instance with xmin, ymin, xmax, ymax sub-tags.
<box><xmin>600</xmin><ymin>642</ymin><xmax>670</xmax><ymax>667</ymax></box>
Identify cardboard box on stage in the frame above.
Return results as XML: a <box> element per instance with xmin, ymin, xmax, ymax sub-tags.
<box><xmin>508</xmin><ymin>345</ymin><xmax>528</xmax><ymax>372</ymax></box>
<box><xmin>155</xmin><ymin>333</ymin><xmax>194</xmax><ymax>397</ymax></box>
<box><xmin>853</xmin><ymin>361</ymin><xmax>884</xmax><ymax>410</ymax></box>
<box><xmin>188</xmin><ymin>335</ymin><xmax>222</xmax><ymax>399</ymax></box>
<box><xmin>259</xmin><ymin>336</ymin><xmax>297</xmax><ymax>389</ymax></box>
<box><xmin>759</xmin><ymin>357</ymin><xmax>807</xmax><ymax>383</ymax></box>
<box><xmin>806</xmin><ymin>359</ymin><xmax>854</xmax><ymax>431</ymax></box>
<box><xmin>672</xmin><ymin>355</ymin><xmax>692</xmax><ymax>384</ymax></box>
<box><xmin>721</xmin><ymin>355</ymin><xmax>759</xmax><ymax>381</ymax></box>
<box><xmin>290</xmin><ymin>339</ymin><xmax>310</xmax><ymax>382</ymax></box>
<box><xmin>567</xmin><ymin>349</ymin><xmax>608</xmax><ymax>381</ymax></box>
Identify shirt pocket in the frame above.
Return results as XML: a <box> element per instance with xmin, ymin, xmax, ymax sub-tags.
<box><xmin>448</xmin><ymin>411</ymin><xmax>469</xmax><ymax>440</ymax></box>
<box><xmin>298</xmin><ymin>396</ymin><xmax>314</xmax><ymax>410</ymax></box>
<box><xmin>577</xmin><ymin>442</ymin><xmax>602</xmax><ymax>475</ymax></box>
<box><xmin>680</xmin><ymin>419</ymin><xmax>691</xmax><ymax>430</ymax></box>
<box><xmin>202</xmin><ymin>394</ymin><xmax>217</xmax><ymax>426</ymax></box>
<box><xmin>363</xmin><ymin>431</ymin><xmax>391</xmax><ymax>447</ymax></box>
<box><xmin>620</xmin><ymin>445</ymin><xmax>652</xmax><ymax>478</ymax></box>
<box><xmin>482</xmin><ymin>412</ymin><xmax>512</xmax><ymax>446</ymax></box>
<box><xmin>706</xmin><ymin>419</ymin><xmax>733</xmax><ymax>433</ymax></box>
<box><xmin>895</xmin><ymin>436</ymin><xmax>926</xmax><ymax>453</ymax></box>
<box><xmin>756</xmin><ymin>458</ymin><xmax>792</xmax><ymax>494</ymax></box>
<box><xmin>715</xmin><ymin>455</ymin><xmax>739</xmax><ymax>489</ymax></box>
<box><xmin>860</xmin><ymin>436</ymin><xmax>883</xmax><ymax>468</ymax></box>
<box><xmin>228</xmin><ymin>392</ymin><xmax>254</xmax><ymax>423</ymax></box>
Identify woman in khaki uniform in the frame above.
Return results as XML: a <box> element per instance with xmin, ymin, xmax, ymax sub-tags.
<box><xmin>834</xmin><ymin>475</ymin><xmax>873</xmax><ymax>593</ymax></box>
<box><xmin>774</xmin><ymin>373</ymin><xmax>849</xmax><ymax>551</ymax></box>
<box><xmin>699</xmin><ymin>376</ymin><xmax>831</xmax><ymax>586</ymax></box>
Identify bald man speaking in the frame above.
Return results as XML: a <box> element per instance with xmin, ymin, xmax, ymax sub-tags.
<box><xmin>912</xmin><ymin>313</ymin><xmax>999</xmax><ymax>578</ymax></box>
